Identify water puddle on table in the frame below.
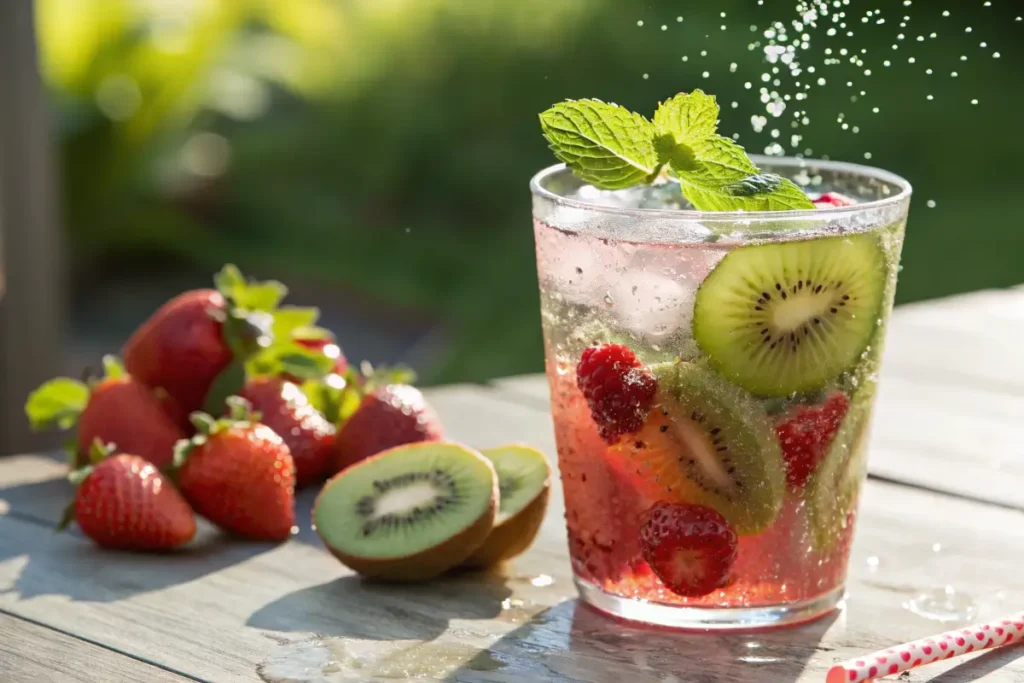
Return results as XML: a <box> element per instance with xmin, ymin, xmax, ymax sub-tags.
<box><xmin>904</xmin><ymin>585</ymin><xmax>977</xmax><ymax>624</ymax></box>
<box><xmin>257</xmin><ymin>638</ymin><xmax>506</xmax><ymax>682</ymax></box>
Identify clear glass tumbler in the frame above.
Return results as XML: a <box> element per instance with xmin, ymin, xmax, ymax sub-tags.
<box><xmin>531</xmin><ymin>157</ymin><xmax>911</xmax><ymax>629</ymax></box>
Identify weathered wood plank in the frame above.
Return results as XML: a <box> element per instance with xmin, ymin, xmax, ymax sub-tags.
<box><xmin>0</xmin><ymin>384</ymin><xmax>1022</xmax><ymax>682</ymax></box>
<box><xmin>0</xmin><ymin>612</ymin><xmax>190</xmax><ymax>682</ymax></box>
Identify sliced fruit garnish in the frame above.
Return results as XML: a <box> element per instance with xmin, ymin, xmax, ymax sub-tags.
<box><xmin>462</xmin><ymin>445</ymin><xmax>552</xmax><ymax>568</ymax></box>
<box><xmin>313</xmin><ymin>442</ymin><xmax>498</xmax><ymax>582</ymax></box>
<box><xmin>693</xmin><ymin>233</ymin><xmax>887</xmax><ymax>397</ymax></box>
<box><xmin>576</xmin><ymin>343</ymin><xmax>658</xmax><ymax>444</ymax></box>
<box><xmin>775</xmin><ymin>391</ymin><xmax>850</xmax><ymax>489</ymax></box>
<box><xmin>805</xmin><ymin>398</ymin><xmax>873</xmax><ymax>552</ymax></box>
<box><xmin>615</xmin><ymin>362</ymin><xmax>784</xmax><ymax>535</ymax></box>
<box><xmin>639</xmin><ymin>501</ymin><xmax>737</xmax><ymax>597</ymax></box>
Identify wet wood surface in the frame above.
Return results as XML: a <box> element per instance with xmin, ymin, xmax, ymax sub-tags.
<box><xmin>1</xmin><ymin>288</ymin><xmax>1023</xmax><ymax>682</ymax></box>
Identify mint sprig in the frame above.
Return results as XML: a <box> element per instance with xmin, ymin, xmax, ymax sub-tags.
<box><xmin>540</xmin><ymin>90</ymin><xmax>815</xmax><ymax>212</ymax></box>
<box><xmin>539</xmin><ymin>100</ymin><xmax>660</xmax><ymax>190</ymax></box>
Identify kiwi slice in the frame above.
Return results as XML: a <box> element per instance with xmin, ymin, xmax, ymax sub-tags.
<box><xmin>805</xmin><ymin>398</ymin><xmax>873</xmax><ymax>551</ymax></box>
<box><xmin>313</xmin><ymin>442</ymin><xmax>498</xmax><ymax>582</ymax></box>
<box><xmin>693</xmin><ymin>233</ymin><xmax>886</xmax><ymax>397</ymax></box>
<box><xmin>615</xmin><ymin>362</ymin><xmax>784</xmax><ymax>535</ymax></box>
<box><xmin>463</xmin><ymin>445</ymin><xmax>552</xmax><ymax>568</ymax></box>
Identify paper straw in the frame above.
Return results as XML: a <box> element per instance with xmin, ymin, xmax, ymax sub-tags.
<box><xmin>827</xmin><ymin>612</ymin><xmax>1024</xmax><ymax>682</ymax></box>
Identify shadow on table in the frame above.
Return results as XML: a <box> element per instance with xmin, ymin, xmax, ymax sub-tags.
<box><xmin>0</xmin><ymin>477</ymin><xmax>276</xmax><ymax>603</ymax></box>
<box><xmin>247</xmin><ymin>572</ymin><xmax>513</xmax><ymax>642</ymax></box>
<box><xmin>446</xmin><ymin>600</ymin><xmax>839</xmax><ymax>683</ymax></box>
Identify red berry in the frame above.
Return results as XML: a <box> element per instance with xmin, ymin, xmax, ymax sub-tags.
<box><xmin>238</xmin><ymin>377</ymin><xmax>337</xmax><ymax>487</ymax></box>
<box><xmin>178</xmin><ymin>423</ymin><xmax>296</xmax><ymax>541</ymax></box>
<box><xmin>72</xmin><ymin>454</ymin><xmax>196</xmax><ymax>551</ymax></box>
<box><xmin>332</xmin><ymin>385</ymin><xmax>444</xmax><ymax>474</ymax></box>
<box><xmin>813</xmin><ymin>192</ymin><xmax>856</xmax><ymax>208</ymax></box>
<box><xmin>77</xmin><ymin>376</ymin><xmax>185</xmax><ymax>470</ymax></box>
<box><xmin>775</xmin><ymin>392</ymin><xmax>850</xmax><ymax>489</ymax></box>
<box><xmin>639</xmin><ymin>502</ymin><xmax>737</xmax><ymax>597</ymax></box>
<box><xmin>576</xmin><ymin>344</ymin><xmax>657</xmax><ymax>444</ymax></box>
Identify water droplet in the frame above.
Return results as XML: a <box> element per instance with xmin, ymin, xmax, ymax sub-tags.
<box><xmin>908</xmin><ymin>57</ymin><xmax>916</xmax><ymax>63</ymax></box>
<box><xmin>700</xmin><ymin>50</ymin><xmax>708</xmax><ymax>57</ymax></box>
<box><xmin>980</xmin><ymin>41</ymin><xmax>987</xmax><ymax>48</ymax></box>
<box><xmin>681</xmin><ymin>55</ymin><xmax>689</xmax><ymax>62</ymax></box>
<box><xmin>744</xmin><ymin>81</ymin><xmax>752</xmax><ymax>89</ymax></box>
<box><xmin>883</xmin><ymin>60</ymin><xmax>891</xmax><ymax>67</ymax></box>
<box><xmin>864</xmin><ymin>152</ymin><xmax>872</xmax><ymax>159</ymax></box>
<box><xmin>971</xmin><ymin>99</ymin><xmax>979</xmax><ymax>105</ymax></box>
<box><xmin>637</xmin><ymin>20</ymin><xmax>644</xmax><ymax>27</ymax></box>
<box><xmin>951</xmin><ymin>71</ymin><xmax>959</xmax><ymax>77</ymax></box>
<box><xmin>702</xmin><ymin>71</ymin><xmax>710</xmax><ymax>79</ymax></box>
<box><xmin>965</xmin><ymin>26</ymin><xmax>972</xmax><ymax>33</ymax></box>
<box><xmin>729</xmin><ymin>62</ymin><xmax>738</xmax><ymax>73</ymax></box>
<box><xmin>817</xmin><ymin>77</ymin><xmax>827</xmax><ymax>86</ymax></box>
<box><xmin>927</xmin><ymin>199</ymin><xmax>937</xmax><ymax>208</ymax></box>
<box><xmin>661</xmin><ymin>24</ymin><xmax>668</xmax><ymax>31</ymax></box>
<box><xmin>872</xmin><ymin>107</ymin><xmax>880</xmax><ymax>113</ymax></box>
<box><xmin>530</xmin><ymin>574</ymin><xmax>555</xmax><ymax>587</ymax></box>
<box><xmin>926</xmin><ymin>68</ymin><xmax>933</xmax><ymax>74</ymax></box>
<box><xmin>993</xmin><ymin>52</ymin><xmax>1001</xmax><ymax>59</ymax></box>
<box><xmin>960</xmin><ymin>55</ymin><xmax>968</xmax><ymax>61</ymax></box>
<box><xmin>942</xmin><ymin>10</ymin><xmax>950</xmax><ymax>17</ymax></box>
<box><xmin>642</xmin><ymin>73</ymin><xmax>649</xmax><ymax>80</ymax></box>
<box><xmin>933</xmin><ymin>542</ymin><xmax>942</xmax><ymax>553</ymax></box>
<box><xmin>720</xmin><ymin>11</ymin><xmax>727</xmax><ymax>17</ymax></box>
<box><xmin>866</xmin><ymin>556</ymin><xmax>880</xmax><ymax>572</ymax></box>
<box><xmin>926</xmin><ymin>94</ymin><xmax>934</xmax><ymax>101</ymax></box>
<box><xmin>905</xmin><ymin>586</ymin><xmax>977</xmax><ymax>623</ymax></box>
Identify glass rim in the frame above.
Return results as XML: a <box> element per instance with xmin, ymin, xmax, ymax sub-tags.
<box><xmin>529</xmin><ymin>155</ymin><xmax>913</xmax><ymax>222</ymax></box>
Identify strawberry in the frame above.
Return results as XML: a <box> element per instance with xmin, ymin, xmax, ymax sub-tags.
<box><xmin>775</xmin><ymin>392</ymin><xmax>850</xmax><ymax>489</ymax></box>
<box><xmin>175</xmin><ymin>398</ymin><xmax>296</xmax><ymax>540</ymax></box>
<box><xmin>238</xmin><ymin>377</ymin><xmax>336</xmax><ymax>487</ymax></box>
<box><xmin>331</xmin><ymin>384</ymin><xmax>443</xmax><ymax>474</ymax></box>
<box><xmin>60</xmin><ymin>442</ymin><xmax>196</xmax><ymax>551</ymax></box>
<box><xmin>639</xmin><ymin>501</ymin><xmax>737</xmax><ymax>597</ymax></box>
<box><xmin>576</xmin><ymin>344</ymin><xmax>658</xmax><ymax>444</ymax></box>
<box><xmin>123</xmin><ymin>265</ymin><xmax>332</xmax><ymax>417</ymax></box>
<box><xmin>25</xmin><ymin>356</ymin><xmax>184</xmax><ymax>469</ymax></box>
<box><xmin>813</xmin><ymin>192</ymin><xmax>856</xmax><ymax>208</ymax></box>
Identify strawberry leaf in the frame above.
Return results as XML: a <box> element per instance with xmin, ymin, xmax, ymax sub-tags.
<box><xmin>202</xmin><ymin>360</ymin><xmax>246</xmax><ymax>415</ymax></box>
<box><xmin>102</xmin><ymin>355</ymin><xmax>126</xmax><ymax>380</ymax></box>
<box><xmin>25</xmin><ymin>378</ymin><xmax>90</xmax><ymax>431</ymax></box>
<box><xmin>247</xmin><ymin>342</ymin><xmax>334</xmax><ymax>381</ymax></box>
<box><xmin>361</xmin><ymin>362</ymin><xmax>417</xmax><ymax>393</ymax></box>
<box><xmin>215</xmin><ymin>264</ymin><xmax>287</xmax><ymax>312</ymax></box>
<box><xmin>56</xmin><ymin>500</ymin><xmax>77</xmax><ymax>532</ymax></box>
<box><xmin>271</xmin><ymin>306</ymin><xmax>324</xmax><ymax>341</ymax></box>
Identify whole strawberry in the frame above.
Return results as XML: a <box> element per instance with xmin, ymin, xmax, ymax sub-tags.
<box><xmin>26</xmin><ymin>356</ymin><xmax>184</xmax><ymax>469</ymax></box>
<box><xmin>332</xmin><ymin>384</ymin><xmax>443</xmax><ymax>474</ymax></box>
<box><xmin>175</xmin><ymin>398</ymin><xmax>296</xmax><ymax>540</ymax></box>
<box><xmin>123</xmin><ymin>265</ymin><xmax>330</xmax><ymax>416</ymax></box>
<box><xmin>576</xmin><ymin>343</ymin><xmax>658</xmax><ymax>444</ymax></box>
<box><xmin>238</xmin><ymin>377</ymin><xmax>336</xmax><ymax>487</ymax></box>
<box><xmin>61</xmin><ymin>442</ymin><xmax>196</xmax><ymax>551</ymax></box>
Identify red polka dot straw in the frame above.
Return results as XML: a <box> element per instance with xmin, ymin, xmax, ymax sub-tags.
<box><xmin>826</xmin><ymin>612</ymin><xmax>1024</xmax><ymax>682</ymax></box>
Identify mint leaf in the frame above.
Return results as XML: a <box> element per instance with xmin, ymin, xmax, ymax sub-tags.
<box><xmin>653</xmin><ymin>91</ymin><xmax>720</xmax><ymax>146</ymax></box>
<box><xmin>653</xmin><ymin>90</ymin><xmax>815</xmax><ymax>212</ymax></box>
<box><xmin>540</xmin><ymin>100</ymin><xmax>659</xmax><ymax>189</ymax></box>
<box><xmin>25</xmin><ymin>378</ymin><xmax>90</xmax><ymax>431</ymax></box>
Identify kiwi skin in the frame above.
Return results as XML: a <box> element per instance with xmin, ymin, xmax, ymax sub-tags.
<box><xmin>462</xmin><ymin>451</ymin><xmax>552</xmax><ymax>569</ymax></box>
<box><xmin>312</xmin><ymin>442</ymin><xmax>499</xmax><ymax>582</ymax></box>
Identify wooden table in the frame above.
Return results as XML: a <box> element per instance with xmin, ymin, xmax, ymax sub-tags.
<box><xmin>1</xmin><ymin>287</ymin><xmax>1023</xmax><ymax>682</ymax></box>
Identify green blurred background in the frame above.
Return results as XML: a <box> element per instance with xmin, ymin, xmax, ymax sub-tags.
<box><xmin>38</xmin><ymin>0</ymin><xmax>1024</xmax><ymax>385</ymax></box>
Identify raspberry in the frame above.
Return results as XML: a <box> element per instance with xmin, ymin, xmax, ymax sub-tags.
<box><xmin>576</xmin><ymin>344</ymin><xmax>657</xmax><ymax>444</ymax></box>
<box><xmin>812</xmin><ymin>192</ymin><xmax>856</xmax><ymax>208</ymax></box>
<box><xmin>775</xmin><ymin>392</ymin><xmax>850</xmax><ymax>489</ymax></box>
<box><xmin>639</xmin><ymin>502</ymin><xmax>737</xmax><ymax>597</ymax></box>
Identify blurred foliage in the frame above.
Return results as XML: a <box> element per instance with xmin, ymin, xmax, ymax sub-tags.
<box><xmin>36</xmin><ymin>0</ymin><xmax>1024</xmax><ymax>384</ymax></box>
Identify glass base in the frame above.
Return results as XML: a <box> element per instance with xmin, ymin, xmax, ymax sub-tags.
<box><xmin>575</xmin><ymin>578</ymin><xmax>845</xmax><ymax>631</ymax></box>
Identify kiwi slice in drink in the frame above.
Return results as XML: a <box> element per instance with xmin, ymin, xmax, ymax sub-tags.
<box><xmin>693</xmin><ymin>233</ymin><xmax>886</xmax><ymax>397</ymax></box>
<box><xmin>805</xmin><ymin>398</ymin><xmax>873</xmax><ymax>552</ymax></box>
<box><xmin>313</xmin><ymin>442</ymin><xmax>498</xmax><ymax>582</ymax></box>
<box><xmin>615</xmin><ymin>362</ymin><xmax>784</xmax><ymax>535</ymax></box>
<box><xmin>463</xmin><ymin>445</ymin><xmax>552</xmax><ymax>568</ymax></box>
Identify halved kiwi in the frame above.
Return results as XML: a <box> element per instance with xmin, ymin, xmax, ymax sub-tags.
<box><xmin>614</xmin><ymin>362</ymin><xmax>784</xmax><ymax>535</ymax></box>
<box><xmin>805</xmin><ymin>397</ymin><xmax>873</xmax><ymax>551</ymax></box>
<box><xmin>693</xmin><ymin>233</ymin><xmax>886</xmax><ymax>397</ymax></box>
<box><xmin>313</xmin><ymin>442</ymin><xmax>498</xmax><ymax>582</ymax></box>
<box><xmin>463</xmin><ymin>445</ymin><xmax>552</xmax><ymax>568</ymax></box>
